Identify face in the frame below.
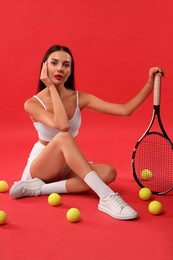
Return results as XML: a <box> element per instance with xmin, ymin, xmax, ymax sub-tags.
<box><xmin>47</xmin><ymin>51</ymin><xmax>72</xmax><ymax>86</ymax></box>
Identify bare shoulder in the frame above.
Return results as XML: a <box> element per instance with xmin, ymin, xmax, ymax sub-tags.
<box><xmin>24</xmin><ymin>88</ymin><xmax>48</xmax><ymax>111</ymax></box>
<box><xmin>24</xmin><ymin>97</ymin><xmax>34</xmax><ymax>111</ymax></box>
<box><xmin>78</xmin><ymin>91</ymin><xmax>120</xmax><ymax>114</ymax></box>
<box><xmin>78</xmin><ymin>91</ymin><xmax>93</xmax><ymax>109</ymax></box>
<box><xmin>24</xmin><ymin>95</ymin><xmax>46</xmax><ymax>118</ymax></box>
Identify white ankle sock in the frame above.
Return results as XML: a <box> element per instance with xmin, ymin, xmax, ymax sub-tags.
<box><xmin>84</xmin><ymin>171</ymin><xmax>114</xmax><ymax>199</ymax></box>
<box><xmin>40</xmin><ymin>180</ymin><xmax>67</xmax><ymax>195</ymax></box>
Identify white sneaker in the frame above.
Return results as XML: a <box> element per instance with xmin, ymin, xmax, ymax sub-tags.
<box><xmin>10</xmin><ymin>178</ymin><xmax>45</xmax><ymax>199</ymax></box>
<box><xmin>98</xmin><ymin>193</ymin><xmax>138</xmax><ymax>220</ymax></box>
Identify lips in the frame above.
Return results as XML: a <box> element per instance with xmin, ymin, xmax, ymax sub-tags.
<box><xmin>54</xmin><ymin>74</ymin><xmax>63</xmax><ymax>80</ymax></box>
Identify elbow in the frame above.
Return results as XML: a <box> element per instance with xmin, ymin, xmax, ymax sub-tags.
<box><xmin>61</xmin><ymin>125</ymin><xmax>70</xmax><ymax>132</ymax></box>
<box><xmin>120</xmin><ymin>108</ymin><xmax>133</xmax><ymax>117</ymax></box>
<box><xmin>117</xmin><ymin>105</ymin><xmax>132</xmax><ymax>117</ymax></box>
<box><xmin>121</xmin><ymin>105</ymin><xmax>134</xmax><ymax>117</ymax></box>
<box><xmin>125</xmin><ymin>111</ymin><xmax>133</xmax><ymax>117</ymax></box>
<box><xmin>55</xmin><ymin>123</ymin><xmax>70</xmax><ymax>132</ymax></box>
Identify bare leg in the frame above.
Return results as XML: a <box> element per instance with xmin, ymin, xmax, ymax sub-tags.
<box><xmin>10</xmin><ymin>132</ymin><xmax>138</xmax><ymax>220</ymax></box>
<box><xmin>39</xmin><ymin>162</ymin><xmax>117</xmax><ymax>195</ymax></box>
<box><xmin>30</xmin><ymin>132</ymin><xmax>94</xmax><ymax>182</ymax></box>
<box><xmin>65</xmin><ymin>163</ymin><xmax>116</xmax><ymax>193</ymax></box>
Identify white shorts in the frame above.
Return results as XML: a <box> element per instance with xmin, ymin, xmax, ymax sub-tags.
<box><xmin>21</xmin><ymin>141</ymin><xmax>46</xmax><ymax>180</ymax></box>
<box><xmin>21</xmin><ymin>141</ymin><xmax>71</xmax><ymax>181</ymax></box>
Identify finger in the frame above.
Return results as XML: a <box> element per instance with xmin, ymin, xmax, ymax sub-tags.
<box><xmin>41</xmin><ymin>62</ymin><xmax>47</xmax><ymax>76</ymax></box>
<box><xmin>157</xmin><ymin>67</ymin><xmax>165</xmax><ymax>76</ymax></box>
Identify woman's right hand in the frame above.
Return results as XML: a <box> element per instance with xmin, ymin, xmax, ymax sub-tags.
<box><xmin>147</xmin><ymin>67</ymin><xmax>164</xmax><ymax>89</ymax></box>
<box><xmin>40</xmin><ymin>61</ymin><xmax>54</xmax><ymax>88</ymax></box>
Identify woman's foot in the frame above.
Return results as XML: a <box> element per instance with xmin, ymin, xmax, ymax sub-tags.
<box><xmin>98</xmin><ymin>193</ymin><xmax>138</xmax><ymax>220</ymax></box>
<box><xmin>10</xmin><ymin>178</ymin><xmax>45</xmax><ymax>198</ymax></box>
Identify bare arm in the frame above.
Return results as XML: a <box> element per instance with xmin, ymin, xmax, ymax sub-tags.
<box><xmin>79</xmin><ymin>67</ymin><xmax>163</xmax><ymax>116</ymax></box>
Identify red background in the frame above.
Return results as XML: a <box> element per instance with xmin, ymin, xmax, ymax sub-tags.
<box><xmin>1</xmin><ymin>1</ymin><xmax>173</xmax><ymax>259</ymax></box>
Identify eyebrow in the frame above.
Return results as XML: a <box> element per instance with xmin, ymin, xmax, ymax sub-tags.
<box><xmin>50</xmin><ymin>58</ymin><xmax>71</xmax><ymax>63</ymax></box>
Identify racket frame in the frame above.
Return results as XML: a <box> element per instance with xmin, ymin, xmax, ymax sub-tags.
<box><xmin>132</xmin><ymin>73</ymin><xmax>173</xmax><ymax>194</ymax></box>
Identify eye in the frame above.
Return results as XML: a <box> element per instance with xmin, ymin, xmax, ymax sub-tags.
<box><xmin>64</xmin><ymin>62</ymin><xmax>71</xmax><ymax>68</ymax></box>
<box><xmin>50</xmin><ymin>61</ymin><xmax>57</xmax><ymax>66</ymax></box>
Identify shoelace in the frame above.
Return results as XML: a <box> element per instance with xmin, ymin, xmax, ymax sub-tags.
<box><xmin>109</xmin><ymin>193</ymin><xmax>127</xmax><ymax>210</ymax></box>
<box><xmin>21</xmin><ymin>187</ymin><xmax>40</xmax><ymax>197</ymax></box>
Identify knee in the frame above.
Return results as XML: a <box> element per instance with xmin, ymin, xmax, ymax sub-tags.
<box><xmin>103</xmin><ymin>164</ymin><xmax>117</xmax><ymax>184</ymax></box>
<box><xmin>108</xmin><ymin>165</ymin><xmax>117</xmax><ymax>183</ymax></box>
<box><xmin>54</xmin><ymin>132</ymin><xmax>73</xmax><ymax>147</ymax></box>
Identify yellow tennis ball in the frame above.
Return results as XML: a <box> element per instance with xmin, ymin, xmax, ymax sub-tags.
<box><xmin>141</xmin><ymin>169</ymin><xmax>152</xmax><ymax>180</ymax></box>
<box><xmin>66</xmin><ymin>208</ymin><xmax>80</xmax><ymax>223</ymax></box>
<box><xmin>0</xmin><ymin>180</ymin><xmax>8</xmax><ymax>193</ymax></box>
<box><xmin>48</xmin><ymin>193</ymin><xmax>61</xmax><ymax>206</ymax></box>
<box><xmin>139</xmin><ymin>187</ymin><xmax>152</xmax><ymax>200</ymax></box>
<box><xmin>0</xmin><ymin>210</ymin><xmax>7</xmax><ymax>225</ymax></box>
<box><xmin>148</xmin><ymin>201</ymin><xmax>163</xmax><ymax>215</ymax></box>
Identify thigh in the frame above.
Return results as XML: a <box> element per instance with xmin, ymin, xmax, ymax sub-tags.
<box><xmin>30</xmin><ymin>140</ymin><xmax>66</xmax><ymax>182</ymax></box>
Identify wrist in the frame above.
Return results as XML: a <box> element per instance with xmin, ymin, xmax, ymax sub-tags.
<box><xmin>146</xmin><ymin>81</ymin><xmax>154</xmax><ymax>92</ymax></box>
<box><xmin>48</xmin><ymin>84</ymin><xmax>56</xmax><ymax>91</ymax></box>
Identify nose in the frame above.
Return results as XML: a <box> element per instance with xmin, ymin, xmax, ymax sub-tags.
<box><xmin>57</xmin><ymin>63</ymin><xmax>63</xmax><ymax>72</ymax></box>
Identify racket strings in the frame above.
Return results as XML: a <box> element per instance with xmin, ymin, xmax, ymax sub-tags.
<box><xmin>134</xmin><ymin>133</ymin><xmax>173</xmax><ymax>194</ymax></box>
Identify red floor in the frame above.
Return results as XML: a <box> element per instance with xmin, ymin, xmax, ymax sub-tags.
<box><xmin>1</xmin><ymin>117</ymin><xmax>173</xmax><ymax>260</ymax></box>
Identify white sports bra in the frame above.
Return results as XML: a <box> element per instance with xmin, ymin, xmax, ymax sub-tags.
<box><xmin>33</xmin><ymin>91</ymin><xmax>81</xmax><ymax>142</ymax></box>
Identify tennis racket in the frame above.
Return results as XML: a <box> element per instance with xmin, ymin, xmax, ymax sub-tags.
<box><xmin>132</xmin><ymin>72</ymin><xmax>173</xmax><ymax>194</ymax></box>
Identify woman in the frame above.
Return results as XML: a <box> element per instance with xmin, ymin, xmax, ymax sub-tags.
<box><xmin>10</xmin><ymin>44</ymin><xmax>163</xmax><ymax>220</ymax></box>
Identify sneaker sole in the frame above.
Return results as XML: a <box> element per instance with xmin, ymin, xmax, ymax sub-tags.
<box><xmin>98</xmin><ymin>204</ymin><xmax>138</xmax><ymax>220</ymax></box>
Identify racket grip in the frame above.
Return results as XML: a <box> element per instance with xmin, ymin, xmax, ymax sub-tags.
<box><xmin>154</xmin><ymin>73</ymin><xmax>161</xmax><ymax>106</ymax></box>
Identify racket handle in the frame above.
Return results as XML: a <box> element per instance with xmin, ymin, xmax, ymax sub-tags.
<box><xmin>154</xmin><ymin>73</ymin><xmax>161</xmax><ymax>106</ymax></box>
